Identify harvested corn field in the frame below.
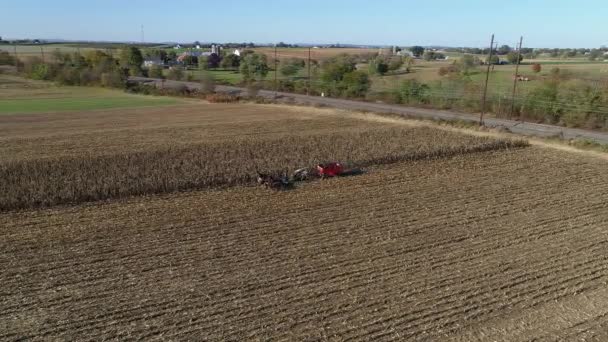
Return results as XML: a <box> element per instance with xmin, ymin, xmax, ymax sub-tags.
<box><xmin>2</xmin><ymin>147</ymin><xmax>608</xmax><ymax>340</ymax></box>
<box><xmin>2</xmin><ymin>99</ymin><xmax>608</xmax><ymax>340</ymax></box>
<box><xmin>0</xmin><ymin>103</ymin><xmax>525</xmax><ymax>210</ymax></box>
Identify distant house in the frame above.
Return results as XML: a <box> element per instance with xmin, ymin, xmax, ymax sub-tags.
<box><xmin>397</xmin><ymin>50</ymin><xmax>414</xmax><ymax>57</ymax></box>
<box><xmin>173</xmin><ymin>44</ymin><xmax>182</xmax><ymax>49</ymax></box>
<box><xmin>143</xmin><ymin>58</ymin><xmax>163</xmax><ymax>67</ymax></box>
<box><xmin>233</xmin><ymin>49</ymin><xmax>241</xmax><ymax>56</ymax></box>
<box><xmin>195</xmin><ymin>45</ymin><xmax>201</xmax><ymax>49</ymax></box>
<box><xmin>176</xmin><ymin>51</ymin><xmax>212</xmax><ymax>63</ymax></box>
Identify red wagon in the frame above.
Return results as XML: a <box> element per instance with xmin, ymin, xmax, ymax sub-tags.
<box><xmin>316</xmin><ymin>162</ymin><xmax>344</xmax><ymax>177</ymax></box>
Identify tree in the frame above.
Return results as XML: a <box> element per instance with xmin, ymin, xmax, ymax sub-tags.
<box><xmin>0</xmin><ymin>51</ymin><xmax>15</xmax><ymax>65</ymax></box>
<box><xmin>376</xmin><ymin>59</ymin><xmax>389</xmax><ymax>75</ymax></box>
<box><xmin>410</xmin><ymin>46</ymin><xmax>425</xmax><ymax>58</ymax></box>
<box><xmin>506</xmin><ymin>52</ymin><xmax>523</xmax><ymax>64</ymax></box>
<box><xmin>532</xmin><ymin>63</ymin><xmax>541</xmax><ymax>73</ymax></box>
<box><xmin>455</xmin><ymin>54</ymin><xmax>478</xmax><ymax>75</ymax></box>
<box><xmin>341</xmin><ymin>71</ymin><xmax>370</xmax><ymax>98</ymax></box>
<box><xmin>167</xmin><ymin>66</ymin><xmax>184</xmax><ymax>80</ymax></box>
<box><xmin>588</xmin><ymin>49</ymin><xmax>602</xmax><ymax>61</ymax></box>
<box><xmin>497</xmin><ymin>45</ymin><xmax>512</xmax><ymax>55</ymax></box>
<box><xmin>198</xmin><ymin>57</ymin><xmax>209</xmax><ymax>70</ymax></box>
<box><xmin>240</xmin><ymin>53</ymin><xmax>269</xmax><ymax>82</ymax></box>
<box><xmin>199</xmin><ymin>72</ymin><xmax>215</xmax><ymax>94</ymax></box>
<box><xmin>279</xmin><ymin>59</ymin><xmax>303</xmax><ymax>77</ymax></box>
<box><xmin>148</xmin><ymin>64</ymin><xmax>163</xmax><ymax>79</ymax></box>
<box><xmin>207</xmin><ymin>53</ymin><xmax>221</xmax><ymax>69</ymax></box>
<box><xmin>119</xmin><ymin>46</ymin><xmax>144</xmax><ymax>76</ymax></box>
<box><xmin>220</xmin><ymin>54</ymin><xmax>240</xmax><ymax>69</ymax></box>
<box><xmin>422</xmin><ymin>51</ymin><xmax>445</xmax><ymax>61</ymax></box>
<box><xmin>320</xmin><ymin>54</ymin><xmax>356</xmax><ymax>84</ymax></box>
<box><xmin>388</xmin><ymin>57</ymin><xmax>404</xmax><ymax>71</ymax></box>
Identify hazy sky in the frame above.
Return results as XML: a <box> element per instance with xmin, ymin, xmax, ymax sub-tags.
<box><xmin>2</xmin><ymin>0</ymin><xmax>606</xmax><ymax>48</ymax></box>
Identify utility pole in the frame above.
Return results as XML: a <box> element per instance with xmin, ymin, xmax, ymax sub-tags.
<box><xmin>13</xmin><ymin>43</ymin><xmax>18</xmax><ymax>68</ymax></box>
<box><xmin>274</xmin><ymin>44</ymin><xmax>278</xmax><ymax>98</ymax></box>
<box><xmin>510</xmin><ymin>36</ymin><xmax>523</xmax><ymax>119</ymax></box>
<box><xmin>141</xmin><ymin>25</ymin><xmax>145</xmax><ymax>44</ymax></box>
<box><xmin>40</xmin><ymin>45</ymin><xmax>45</xmax><ymax>63</ymax></box>
<box><xmin>480</xmin><ymin>34</ymin><xmax>495</xmax><ymax>126</ymax></box>
<box><xmin>307</xmin><ymin>47</ymin><xmax>312</xmax><ymax>96</ymax></box>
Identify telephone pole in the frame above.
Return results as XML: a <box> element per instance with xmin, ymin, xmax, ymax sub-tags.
<box><xmin>480</xmin><ymin>34</ymin><xmax>495</xmax><ymax>126</ymax></box>
<box><xmin>510</xmin><ymin>36</ymin><xmax>523</xmax><ymax>119</ymax></box>
<box><xmin>141</xmin><ymin>25</ymin><xmax>145</xmax><ymax>44</ymax></box>
<box><xmin>13</xmin><ymin>43</ymin><xmax>18</xmax><ymax>68</ymax></box>
<box><xmin>40</xmin><ymin>45</ymin><xmax>45</xmax><ymax>63</ymax></box>
<box><xmin>274</xmin><ymin>44</ymin><xmax>278</xmax><ymax>98</ymax></box>
<box><xmin>307</xmin><ymin>47</ymin><xmax>311</xmax><ymax>96</ymax></box>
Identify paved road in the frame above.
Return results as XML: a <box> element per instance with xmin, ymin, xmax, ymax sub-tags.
<box><xmin>130</xmin><ymin>76</ymin><xmax>608</xmax><ymax>144</ymax></box>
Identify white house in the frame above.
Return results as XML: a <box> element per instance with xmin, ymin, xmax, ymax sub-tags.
<box><xmin>143</xmin><ymin>58</ymin><xmax>163</xmax><ymax>67</ymax></box>
<box><xmin>173</xmin><ymin>44</ymin><xmax>182</xmax><ymax>49</ymax></box>
<box><xmin>397</xmin><ymin>50</ymin><xmax>414</xmax><ymax>57</ymax></box>
<box><xmin>233</xmin><ymin>49</ymin><xmax>241</xmax><ymax>56</ymax></box>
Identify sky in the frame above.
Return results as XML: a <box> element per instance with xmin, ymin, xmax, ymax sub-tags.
<box><xmin>2</xmin><ymin>0</ymin><xmax>607</xmax><ymax>48</ymax></box>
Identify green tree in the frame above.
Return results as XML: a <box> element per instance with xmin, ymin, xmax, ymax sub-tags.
<box><xmin>507</xmin><ymin>52</ymin><xmax>523</xmax><ymax>64</ymax></box>
<box><xmin>0</xmin><ymin>51</ymin><xmax>15</xmax><ymax>65</ymax></box>
<box><xmin>376</xmin><ymin>58</ymin><xmax>389</xmax><ymax>76</ymax></box>
<box><xmin>220</xmin><ymin>54</ymin><xmax>241</xmax><ymax>69</ymax></box>
<box><xmin>198</xmin><ymin>57</ymin><xmax>209</xmax><ymax>70</ymax></box>
<box><xmin>167</xmin><ymin>66</ymin><xmax>184</xmax><ymax>81</ymax></box>
<box><xmin>410</xmin><ymin>46</ymin><xmax>425</xmax><ymax>57</ymax></box>
<box><xmin>240</xmin><ymin>53</ymin><xmax>269</xmax><ymax>82</ymax></box>
<box><xmin>423</xmin><ymin>51</ymin><xmax>445</xmax><ymax>61</ymax></box>
<box><xmin>149</xmin><ymin>65</ymin><xmax>164</xmax><ymax>79</ymax></box>
<box><xmin>119</xmin><ymin>46</ymin><xmax>144</xmax><ymax>76</ymax></box>
<box><xmin>320</xmin><ymin>54</ymin><xmax>356</xmax><ymax>84</ymax></box>
<box><xmin>497</xmin><ymin>45</ymin><xmax>512</xmax><ymax>55</ymax></box>
<box><xmin>341</xmin><ymin>71</ymin><xmax>370</xmax><ymax>97</ymax></box>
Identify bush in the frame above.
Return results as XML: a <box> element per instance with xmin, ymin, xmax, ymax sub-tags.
<box><xmin>0</xmin><ymin>51</ymin><xmax>15</xmax><ymax>65</ymax></box>
<box><xmin>149</xmin><ymin>65</ymin><xmax>164</xmax><ymax>79</ymax></box>
<box><xmin>532</xmin><ymin>63</ymin><xmax>541</xmax><ymax>73</ymax></box>
<box><xmin>199</xmin><ymin>72</ymin><xmax>216</xmax><ymax>94</ymax></box>
<box><xmin>398</xmin><ymin>79</ymin><xmax>430</xmax><ymax>104</ymax></box>
<box><xmin>167</xmin><ymin>67</ymin><xmax>184</xmax><ymax>81</ymax></box>
<box><xmin>205</xmin><ymin>93</ymin><xmax>240</xmax><ymax>103</ymax></box>
<box><xmin>101</xmin><ymin>71</ymin><xmax>125</xmax><ymax>88</ymax></box>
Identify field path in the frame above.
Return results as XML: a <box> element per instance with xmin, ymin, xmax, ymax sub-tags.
<box><xmin>130</xmin><ymin>76</ymin><xmax>608</xmax><ymax>145</ymax></box>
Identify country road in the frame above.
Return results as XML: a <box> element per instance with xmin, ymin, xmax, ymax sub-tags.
<box><xmin>130</xmin><ymin>76</ymin><xmax>608</xmax><ymax>145</ymax></box>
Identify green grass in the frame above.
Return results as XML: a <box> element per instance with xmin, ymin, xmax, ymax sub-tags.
<box><xmin>0</xmin><ymin>96</ymin><xmax>179</xmax><ymax>114</ymax></box>
<box><xmin>0</xmin><ymin>74</ymin><xmax>180</xmax><ymax>114</ymax></box>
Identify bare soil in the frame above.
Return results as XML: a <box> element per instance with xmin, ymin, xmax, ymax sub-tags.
<box><xmin>2</xmin><ymin>146</ymin><xmax>608</xmax><ymax>340</ymax></box>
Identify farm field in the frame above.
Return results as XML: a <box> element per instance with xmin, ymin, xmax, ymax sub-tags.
<box><xmin>0</xmin><ymin>74</ymin><xmax>179</xmax><ymax>114</ymax></box>
<box><xmin>2</xmin><ymin>143</ymin><xmax>608</xmax><ymax>340</ymax></box>
<box><xmin>2</xmin><ymin>76</ymin><xmax>608</xmax><ymax>340</ymax></box>
<box><xmin>254</xmin><ymin>47</ymin><xmax>376</xmax><ymax>61</ymax></box>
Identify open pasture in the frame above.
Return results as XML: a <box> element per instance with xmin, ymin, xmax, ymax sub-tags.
<box><xmin>253</xmin><ymin>47</ymin><xmax>376</xmax><ymax>61</ymax></box>
<box><xmin>0</xmin><ymin>74</ymin><xmax>179</xmax><ymax>114</ymax></box>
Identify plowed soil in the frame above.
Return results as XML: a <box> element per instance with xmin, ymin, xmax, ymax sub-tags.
<box><xmin>2</xmin><ymin>143</ymin><xmax>608</xmax><ymax>340</ymax></box>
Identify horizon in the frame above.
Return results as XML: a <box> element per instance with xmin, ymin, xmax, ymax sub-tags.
<box><xmin>3</xmin><ymin>0</ymin><xmax>608</xmax><ymax>49</ymax></box>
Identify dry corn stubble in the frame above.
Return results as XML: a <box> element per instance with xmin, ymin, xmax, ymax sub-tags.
<box><xmin>0</xmin><ymin>126</ymin><xmax>526</xmax><ymax>210</ymax></box>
